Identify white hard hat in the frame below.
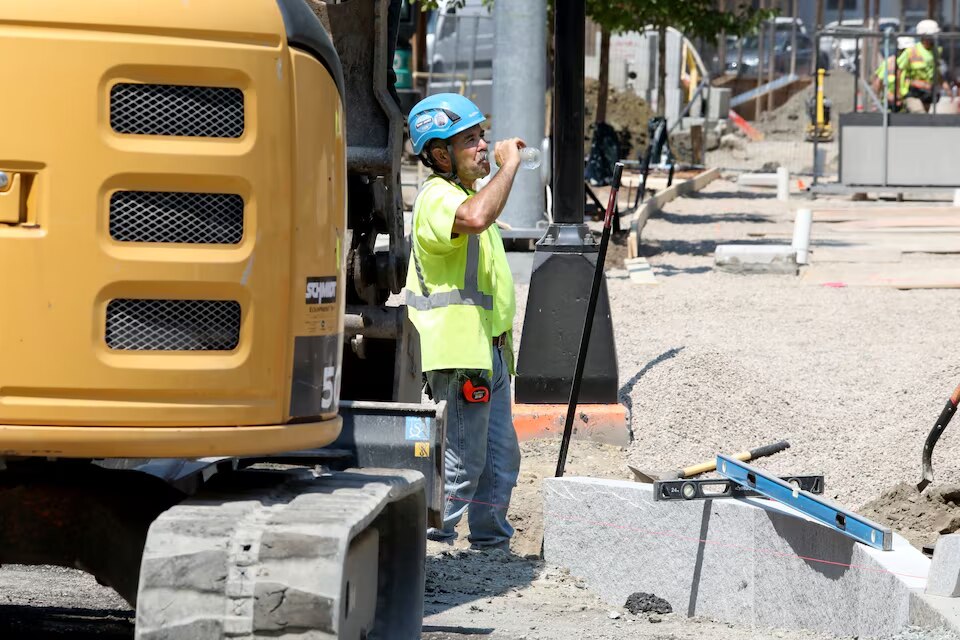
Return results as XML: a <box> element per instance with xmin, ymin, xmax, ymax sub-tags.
<box><xmin>916</xmin><ymin>19</ymin><xmax>940</xmax><ymax>36</ymax></box>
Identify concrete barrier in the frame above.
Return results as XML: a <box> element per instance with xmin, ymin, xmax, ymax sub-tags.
<box><xmin>543</xmin><ymin>477</ymin><xmax>948</xmax><ymax>638</ymax></box>
<box><xmin>714</xmin><ymin>244</ymin><xmax>799</xmax><ymax>275</ymax></box>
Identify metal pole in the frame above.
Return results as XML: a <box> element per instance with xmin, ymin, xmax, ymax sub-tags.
<box><xmin>882</xmin><ymin>30</ymin><xmax>889</xmax><ymax>188</ymax></box>
<box><xmin>756</xmin><ymin>12</ymin><xmax>766</xmax><ymax>120</ymax></box>
<box><xmin>718</xmin><ymin>0</ymin><xmax>727</xmax><ymax>76</ymax></box>
<box><xmin>863</xmin><ymin>0</ymin><xmax>871</xmax><ymax>105</ymax></box>
<box><xmin>453</xmin><ymin>13</ymin><xmax>462</xmax><ymax>91</ymax></box>
<box><xmin>813</xmin><ymin>36</ymin><xmax>821</xmax><ymax>187</ymax></box>
<box><xmin>427</xmin><ymin>12</ymin><xmax>438</xmax><ymax>94</ymax></box>
<box><xmin>952</xmin><ymin>0</ymin><xmax>957</xmax><ymax>75</ymax></box>
<box><xmin>790</xmin><ymin>0</ymin><xmax>798</xmax><ymax>77</ymax></box>
<box><xmin>853</xmin><ymin>36</ymin><xmax>860</xmax><ymax>112</ymax></box>
<box><xmin>492</xmin><ymin>0</ymin><xmax>547</xmax><ymax>233</ymax></box>
<box><xmin>466</xmin><ymin>15</ymin><xmax>479</xmax><ymax>99</ymax></box>
<box><xmin>767</xmin><ymin>11</ymin><xmax>776</xmax><ymax>115</ymax></box>
<box><xmin>933</xmin><ymin>32</ymin><xmax>940</xmax><ymax>114</ymax></box>
<box><xmin>895</xmin><ymin>30</ymin><xmax>901</xmax><ymax>112</ymax></box>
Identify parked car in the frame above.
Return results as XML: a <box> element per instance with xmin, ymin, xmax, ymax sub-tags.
<box><xmin>724</xmin><ymin>29</ymin><xmax>826</xmax><ymax>78</ymax></box>
<box><xmin>819</xmin><ymin>18</ymin><xmax>905</xmax><ymax>72</ymax></box>
<box><xmin>425</xmin><ymin>0</ymin><xmax>494</xmax><ymax>113</ymax></box>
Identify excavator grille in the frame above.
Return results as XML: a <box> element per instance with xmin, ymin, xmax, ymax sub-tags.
<box><xmin>105</xmin><ymin>299</ymin><xmax>242</xmax><ymax>351</ymax></box>
<box><xmin>110</xmin><ymin>84</ymin><xmax>244</xmax><ymax>138</ymax></box>
<box><xmin>109</xmin><ymin>191</ymin><xmax>244</xmax><ymax>244</ymax></box>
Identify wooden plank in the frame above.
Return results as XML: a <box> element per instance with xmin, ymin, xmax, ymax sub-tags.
<box><xmin>624</xmin><ymin>257</ymin><xmax>658</xmax><ymax>284</ymax></box>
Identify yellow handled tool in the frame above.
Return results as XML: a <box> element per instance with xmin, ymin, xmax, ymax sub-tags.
<box><xmin>629</xmin><ymin>440</ymin><xmax>791</xmax><ymax>484</ymax></box>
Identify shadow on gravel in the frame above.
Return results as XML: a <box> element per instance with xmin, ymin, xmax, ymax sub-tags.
<box><xmin>640</xmin><ymin>239</ymin><xmax>721</xmax><ymax>257</ymax></box>
<box><xmin>641</xmin><ymin>237</ymin><xmax>855</xmax><ymax>259</ymax></box>
<box><xmin>655</xmin><ymin>211</ymin><xmax>772</xmax><ymax>225</ymax></box>
<box><xmin>654</xmin><ymin>264</ymin><xmax>713</xmax><ymax>277</ymax></box>
<box><xmin>422</xmin><ymin>624</ymin><xmax>496</xmax><ymax>638</ymax></box>
<box><xmin>688</xmin><ymin>190</ymin><xmax>778</xmax><ymax>200</ymax></box>
<box><xmin>424</xmin><ymin>549</ymin><xmax>539</xmax><ymax>617</ymax></box>
<box><xmin>619</xmin><ymin>348</ymin><xmax>685</xmax><ymax>421</ymax></box>
<box><xmin>0</xmin><ymin>605</ymin><xmax>133</xmax><ymax>639</ymax></box>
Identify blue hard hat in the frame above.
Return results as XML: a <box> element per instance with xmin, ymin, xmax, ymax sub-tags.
<box><xmin>407</xmin><ymin>93</ymin><xmax>485</xmax><ymax>155</ymax></box>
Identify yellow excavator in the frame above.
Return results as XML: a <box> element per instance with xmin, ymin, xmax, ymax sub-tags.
<box><xmin>0</xmin><ymin>1</ymin><xmax>440</xmax><ymax>637</ymax></box>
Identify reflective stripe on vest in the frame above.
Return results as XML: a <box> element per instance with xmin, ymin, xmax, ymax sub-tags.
<box><xmin>404</xmin><ymin>178</ymin><xmax>494</xmax><ymax>312</ymax></box>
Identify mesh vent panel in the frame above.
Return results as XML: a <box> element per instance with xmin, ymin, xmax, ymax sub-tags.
<box><xmin>110</xmin><ymin>191</ymin><xmax>244</xmax><ymax>244</ymax></box>
<box><xmin>106</xmin><ymin>300</ymin><xmax>241</xmax><ymax>351</ymax></box>
<box><xmin>110</xmin><ymin>84</ymin><xmax>244</xmax><ymax>138</ymax></box>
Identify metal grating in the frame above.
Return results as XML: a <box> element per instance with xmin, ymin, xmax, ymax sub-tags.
<box><xmin>110</xmin><ymin>191</ymin><xmax>244</xmax><ymax>244</ymax></box>
<box><xmin>110</xmin><ymin>83</ymin><xmax>244</xmax><ymax>138</ymax></box>
<box><xmin>106</xmin><ymin>299</ymin><xmax>241</xmax><ymax>351</ymax></box>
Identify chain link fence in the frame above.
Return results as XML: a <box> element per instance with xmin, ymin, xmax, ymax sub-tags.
<box><xmin>706</xmin><ymin>25</ymin><xmax>960</xmax><ymax>182</ymax></box>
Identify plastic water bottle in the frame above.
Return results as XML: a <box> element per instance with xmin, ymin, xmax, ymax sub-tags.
<box><xmin>495</xmin><ymin>146</ymin><xmax>541</xmax><ymax>170</ymax></box>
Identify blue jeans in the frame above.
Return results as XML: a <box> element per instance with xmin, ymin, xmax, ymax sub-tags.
<box><xmin>425</xmin><ymin>344</ymin><xmax>521</xmax><ymax>548</ymax></box>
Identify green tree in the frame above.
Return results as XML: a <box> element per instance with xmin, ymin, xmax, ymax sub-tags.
<box><xmin>588</xmin><ymin>1</ymin><xmax>774</xmax><ymax>118</ymax></box>
<box><xmin>411</xmin><ymin>0</ymin><xmax>773</xmax><ymax>120</ymax></box>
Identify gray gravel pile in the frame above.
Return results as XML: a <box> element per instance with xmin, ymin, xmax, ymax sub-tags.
<box><xmin>603</xmin><ymin>181</ymin><xmax>960</xmax><ymax>512</ymax></box>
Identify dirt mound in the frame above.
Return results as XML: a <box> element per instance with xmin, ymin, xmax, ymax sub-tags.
<box><xmin>756</xmin><ymin>70</ymin><xmax>857</xmax><ymax>141</ymax></box>
<box><xmin>859</xmin><ymin>482</ymin><xmax>960</xmax><ymax>550</ymax></box>
<box><xmin>584</xmin><ymin>78</ymin><xmax>653</xmax><ymax>158</ymax></box>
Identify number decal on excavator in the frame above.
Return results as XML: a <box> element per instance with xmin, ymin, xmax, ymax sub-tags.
<box><xmin>320</xmin><ymin>366</ymin><xmax>338</xmax><ymax>410</ymax></box>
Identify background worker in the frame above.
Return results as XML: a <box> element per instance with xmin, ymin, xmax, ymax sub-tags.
<box><xmin>874</xmin><ymin>51</ymin><xmax>906</xmax><ymax>112</ymax></box>
<box><xmin>404</xmin><ymin>93</ymin><xmax>525</xmax><ymax>551</ymax></box>
<box><xmin>897</xmin><ymin>19</ymin><xmax>951</xmax><ymax>113</ymax></box>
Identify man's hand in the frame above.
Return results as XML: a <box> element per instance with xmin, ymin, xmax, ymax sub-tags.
<box><xmin>494</xmin><ymin>137</ymin><xmax>525</xmax><ymax>169</ymax></box>
<box><xmin>453</xmin><ymin>137</ymin><xmax>527</xmax><ymax>235</ymax></box>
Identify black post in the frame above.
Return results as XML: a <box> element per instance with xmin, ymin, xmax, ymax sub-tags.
<box><xmin>552</xmin><ymin>0</ymin><xmax>584</xmax><ymax>224</ymax></box>
<box><xmin>515</xmin><ymin>0</ymin><xmax>619</xmax><ymax>405</ymax></box>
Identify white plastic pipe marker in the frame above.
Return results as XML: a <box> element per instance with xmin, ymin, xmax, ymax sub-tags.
<box><xmin>793</xmin><ymin>208</ymin><xmax>812</xmax><ymax>264</ymax></box>
<box><xmin>776</xmin><ymin>166</ymin><xmax>790</xmax><ymax>202</ymax></box>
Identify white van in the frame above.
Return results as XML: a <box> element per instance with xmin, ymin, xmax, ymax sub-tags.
<box><xmin>425</xmin><ymin>0</ymin><xmax>495</xmax><ymax>114</ymax></box>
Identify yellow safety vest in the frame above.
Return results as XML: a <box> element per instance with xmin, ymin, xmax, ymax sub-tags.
<box><xmin>404</xmin><ymin>175</ymin><xmax>515</xmax><ymax>373</ymax></box>
<box><xmin>897</xmin><ymin>43</ymin><xmax>937</xmax><ymax>89</ymax></box>
<box><xmin>875</xmin><ymin>56</ymin><xmax>908</xmax><ymax>99</ymax></box>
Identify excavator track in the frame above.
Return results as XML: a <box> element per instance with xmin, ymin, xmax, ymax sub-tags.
<box><xmin>135</xmin><ymin>467</ymin><xmax>426</xmax><ymax>640</ymax></box>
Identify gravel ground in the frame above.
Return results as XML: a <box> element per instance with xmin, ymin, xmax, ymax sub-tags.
<box><xmin>622</xmin><ymin>179</ymin><xmax>960</xmax><ymax>523</ymax></box>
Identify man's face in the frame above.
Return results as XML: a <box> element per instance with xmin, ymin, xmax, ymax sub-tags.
<box><xmin>449</xmin><ymin>124</ymin><xmax>490</xmax><ymax>183</ymax></box>
<box><xmin>922</xmin><ymin>36</ymin><xmax>935</xmax><ymax>50</ymax></box>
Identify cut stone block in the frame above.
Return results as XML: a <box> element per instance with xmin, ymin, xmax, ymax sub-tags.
<box><xmin>543</xmin><ymin>477</ymin><xmax>938</xmax><ymax>638</ymax></box>
<box><xmin>928</xmin><ymin>534</ymin><xmax>960</xmax><ymax>596</ymax></box>
<box><xmin>715</xmin><ymin>244</ymin><xmax>799</xmax><ymax>275</ymax></box>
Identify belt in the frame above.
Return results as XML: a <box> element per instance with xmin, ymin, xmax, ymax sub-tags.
<box><xmin>492</xmin><ymin>332</ymin><xmax>506</xmax><ymax>348</ymax></box>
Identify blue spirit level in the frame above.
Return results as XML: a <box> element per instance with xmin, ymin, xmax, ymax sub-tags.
<box><xmin>716</xmin><ymin>454</ymin><xmax>892</xmax><ymax>551</ymax></box>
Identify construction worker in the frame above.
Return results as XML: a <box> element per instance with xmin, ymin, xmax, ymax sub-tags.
<box><xmin>896</xmin><ymin>19</ymin><xmax>951</xmax><ymax>113</ymax></box>
<box><xmin>405</xmin><ymin>93</ymin><xmax>525</xmax><ymax>551</ymax></box>
<box><xmin>873</xmin><ymin>52</ymin><xmax>906</xmax><ymax>112</ymax></box>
